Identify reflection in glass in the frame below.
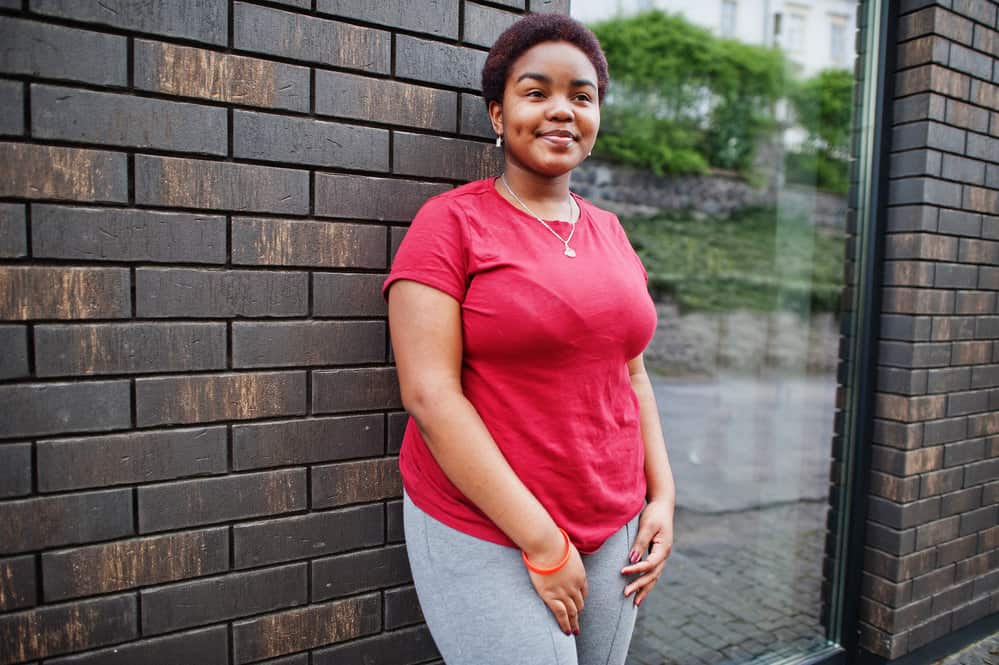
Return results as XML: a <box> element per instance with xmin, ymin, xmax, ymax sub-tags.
<box><xmin>570</xmin><ymin>2</ymin><xmax>859</xmax><ymax>663</ymax></box>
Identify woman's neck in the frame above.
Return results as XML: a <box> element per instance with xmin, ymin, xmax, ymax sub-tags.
<box><xmin>498</xmin><ymin>164</ymin><xmax>574</xmax><ymax>220</ymax></box>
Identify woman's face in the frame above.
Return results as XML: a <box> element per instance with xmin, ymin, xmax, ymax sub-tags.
<box><xmin>489</xmin><ymin>41</ymin><xmax>600</xmax><ymax>178</ymax></box>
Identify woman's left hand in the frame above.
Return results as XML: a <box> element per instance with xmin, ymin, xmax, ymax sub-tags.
<box><xmin>621</xmin><ymin>499</ymin><xmax>674</xmax><ymax>607</ymax></box>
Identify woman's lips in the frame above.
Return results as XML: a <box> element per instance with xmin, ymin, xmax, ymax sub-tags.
<box><xmin>540</xmin><ymin>134</ymin><xmax>575</xmax><ymax>147</ymax></box>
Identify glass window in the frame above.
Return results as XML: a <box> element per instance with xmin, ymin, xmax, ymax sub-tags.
<box><xmin>721</xmin><ymin>0</ymin><xmax>737</xmax><ymax>38</ymax></box>
<box><xmin>830</xmin><ymin>19</ymin><xmax>847</xmax><ymax>64</ymax></box>
<box><xmin>788</xmin><ymin>12</ymin><xmax>807</xmax><ymax>53</ymax></box>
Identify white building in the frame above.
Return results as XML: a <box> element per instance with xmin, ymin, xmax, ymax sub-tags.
<box><xmin>572</xmin><ymin>0</ymin><xmax>856</xmax><ymax>78</ymax></box>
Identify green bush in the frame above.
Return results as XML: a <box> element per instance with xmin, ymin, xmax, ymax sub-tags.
<box><xmin>785</xmin><ymin>68</ymin><xmax>854</xmax><ymax>193</ymax></box>
<box><xmin>590</xmin><ymin>11</ymin><xmax>785</xmax><ymax>175</ymax></box>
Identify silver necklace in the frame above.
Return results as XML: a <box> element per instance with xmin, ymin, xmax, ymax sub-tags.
<box><xmin>500</xmin><ymin>173</ymin><xmax>579</xmax><ymax>258</ymax></box>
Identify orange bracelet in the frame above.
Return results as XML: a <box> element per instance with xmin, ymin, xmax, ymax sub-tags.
<box><xmin>521</xmin><ymin>528</ymin><xmax>571</xmax><ymax>575</ymax></box>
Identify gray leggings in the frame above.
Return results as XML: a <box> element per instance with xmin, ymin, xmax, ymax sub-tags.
<box><xmin>404</xmin><ymin>493</ymin><xmax>640</xmax><ymax>665</ymax></box>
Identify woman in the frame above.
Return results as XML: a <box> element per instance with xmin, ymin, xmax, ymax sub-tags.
<box><xmin>382</xmin><ymin>13</ymin><xmax>675</xmax><ymax>665</ymax></box>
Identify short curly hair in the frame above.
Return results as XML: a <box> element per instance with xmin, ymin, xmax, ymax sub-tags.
<box><xmin>481</xmin><ymin>13</ymin><xmax>609</xmax><ymax>108</ymax></box>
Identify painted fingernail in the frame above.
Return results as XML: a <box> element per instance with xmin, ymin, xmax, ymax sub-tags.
<box><xmin>629</xmin><ymin>550</ymin><xmax>640</xmax><ymax>563</ymax></box>
<box><xmin>574</xmin><ymin>630</ymin><xmax>580</xmax><ymax>636</ymax></box>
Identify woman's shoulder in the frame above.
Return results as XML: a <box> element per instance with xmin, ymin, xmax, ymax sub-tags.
<box><xmin>420</xmin><ymin>178</ymin><xmax>495</xmax><ymax>210</ymax></box>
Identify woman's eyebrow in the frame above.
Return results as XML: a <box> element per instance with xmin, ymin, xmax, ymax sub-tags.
<box><xmin>515</xmin><ymin>72</ymin><xmax>596</xmax><ymax>89</ymax></box>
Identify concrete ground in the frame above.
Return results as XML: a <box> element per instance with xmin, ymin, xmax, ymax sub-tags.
<box><xmin>933</xmin><ymin>633</ymin><xmax>999</xmax><ymax>665</ymax></box>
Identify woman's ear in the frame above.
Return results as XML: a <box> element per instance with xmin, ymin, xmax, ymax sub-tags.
<box><xmin>487</xmin><ymin>100</ymin><xmax>503</xmax><ymax>137</ymax></box>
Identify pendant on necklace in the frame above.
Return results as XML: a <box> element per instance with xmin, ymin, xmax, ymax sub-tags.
<box><xmin>564</xmin><ymin>247</ymin><xmax>577</xmax><ymax>258</ymax></box>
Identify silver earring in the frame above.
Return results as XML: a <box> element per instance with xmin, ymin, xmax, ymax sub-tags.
<box><xmin>496</xmin><ymin>135</ymin><xmax>503</xmax><ymax>147</ymax></box>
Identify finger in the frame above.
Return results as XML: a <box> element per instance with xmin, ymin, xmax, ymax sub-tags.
<box><xmin>581</xmin><ymin>577</ymin><xmax>589</xmax><ymax>599</ymax></box>
<box><xmin>624</xmin><ymin>569</ymin><xmax>662</xmax><ymax>598</ymax></box>
<box><xmin>634</xmin><ymin>579</ymin><xmax>658</xmax><ymax>607</ymax></box>
<box><xmin>569</xmin><ymin>603</ymin><xmax>581</xmax><ymax>635</ymax></box>
<box><xmin>570</xmin><ymin>587</ymin><xmax>585</xmax><ymax>615</ymax></box>
<box><xmin>627</xmin><ymin>525</ymin><xmax>656</xmax><ymax>564</ymax></box>
<box><xmin>549</xmin><ymin>599</ymin><xmax>572</xmax><ymax>635</ymax></box>
<box><xmin>621</xmin><ymin>538</ymin><xmax>670</xmax><ymax>575</ymax></box>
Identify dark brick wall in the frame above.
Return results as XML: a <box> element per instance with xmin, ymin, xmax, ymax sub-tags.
<box><xmin>856</xmin><ymin>0</ymin><xmax>999</xmax><ymax>658</ymax></box>
<box><xmin>0</xmin><ymin>0</ymin><xmax>537</xmax><ymax>662</ymax></box>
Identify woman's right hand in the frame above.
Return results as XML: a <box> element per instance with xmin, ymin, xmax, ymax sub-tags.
<box><xmin>525</xmin><ymin>538</ymin><xmax>588</xmax><ymax>635</ymax></box>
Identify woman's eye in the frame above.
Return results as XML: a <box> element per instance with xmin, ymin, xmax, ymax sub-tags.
<box><xmin>527</xmin><ymin>90</ymin><xmax>545</xmax><ymax>98</ymax></box>
<box><xmin>574</xmin><ymin>94</ymin><xmax>592</xmax><ymax>102</ymax></box>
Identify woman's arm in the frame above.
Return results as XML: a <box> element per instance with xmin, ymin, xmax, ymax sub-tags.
<box><xmin>388</xmin><ymin>279</ymin><xmax>588</xmax><ymax>634</ymax></box>
<box><xmin>621</xmin><ymin>353</ymin><xmax>676</xmax><ymax>606</ymax></box>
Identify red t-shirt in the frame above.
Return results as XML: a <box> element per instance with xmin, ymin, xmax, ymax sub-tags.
<box><xmin>382</xmin><ymin>178</ymin><xmax>657</xmax><ymax>554</ymax></box>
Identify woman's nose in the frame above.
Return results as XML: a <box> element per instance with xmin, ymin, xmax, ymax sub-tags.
<box><xmin>546</xmin><ymin>97</ymin><xmax>574</xmax><ymax>120</ymax></box>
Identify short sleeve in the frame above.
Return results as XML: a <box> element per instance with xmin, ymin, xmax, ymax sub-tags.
<box><xmin>382</xmin><ymin>196</ymin><xmax>469</xmax><ymax>303</ymax></box>
<box><xmin>610</xmin><ymin>213</ymin><xmax>648</xmax><ymax>285</ymax></box>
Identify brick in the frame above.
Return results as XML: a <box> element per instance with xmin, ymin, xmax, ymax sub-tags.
<box><xmin>949</xmin><ymin>42</ymin><xmax>994</xmax><ymax>79</ymax></box>
<box><xmin>32</xmin><ymin>205</ymin><xmax>226</xmax><ymax>264</ymax></box>
<box><xmin>391</xmin><ymin>226</ymin><xmax>406</xmax><ymax>260</ymax></box>
<box><xmin>879</xmin><ymin>341</ymin><xmax>951</xmax><ymax>367</ymax></box>
<box><xmin>947</xmin><ymin>389</ymin><xmax>990</xmax><ymax>416</ymax></box>
<box><xmin>134</xmin><ymin>40</ymin><xmax>309</xmax><ymax>111</ymax></box>
<box><xmin>312</xmin><ymin>544</ymin><xmax>410</xmax><ymax>601</ymax></box>
<box><xmin>890</xmin><ymin>149</ymin><xmax>941</xmax><ymax>178</ymax></box>
<box><xmin>0</xmin><ymin>443</ymin><xmax>30</xmax><ymax>499</ymax></box>
<box><xmin>33</xmin><ymin>0</ymin><xmax>226</xmax><ymax>45</ymax></box>
<box><xmin>945</xmin><ymin>99</ymin><xmax>991</xmax><ymax>134</ymax></box>
<box><xmin>461</xmin><ymin>93</ymin><xmax>494</xmax><ymax>139</ymax></box>
<box><xmin>893</xmin><ymin>93</ymin><xmax>946</xmax><ymax>125</ymax></box>
<box><xmin>871</xmin><ymin>445</ymin><xmax>943</xmax><ymax>475</ymax></box>
<box><xmin>945</xmin><ymin>438</ymin><xmax>986</xmax><ymax>469</ymax></box>
<box><xmin>895</xmin><ymin>64</ymin><xmax>970</xmax><ymax>98</ymax></box>
<box><xmin>867</xmin><ymin>520</ymin><xmax>917</xmax><ymax>555</ymax></box>
<box><xmin>940</xmin><ymin>211</ymin><xmax>984</xmax><ymax>239</ymax></box>
<box><xmin>911</xmin><ymin>565</ymin><xmax>956</xmax><ymax>600</ymax></box>
<box><xmin>953</xmin><ymin>340</ymin><xmax>992</xmax><ymax>364</ymax></box>
<box><xmin>931</xmin><ymin>316</ymin><xmax>977</xmax><ymax>341</ymax></box>
<box><xmin>971</xmin><ymin>79</ymin><xmax>999</xmax><ymax>108</ymax></box>
<box><xmin>982</xmin><ymin>266</ymin><xmax>999</xmax><ymax>289</ymax></box>
<box><xmin>317</xmin><ymin>0</ymin><xmax>458</xmax><ymax>39</ymax></box>
<box><xmin>963</xmin><ymin>185</ymin><xmax>999</xmax><ymax>214</ymax></box>
<box><xmin>953</xmin><ymin>595</ymin><xmax>992</xmax><ymax>629</ymax></box>
<box><xmin>464</xmin><ymin>3</ymin><xmax>520</xmax><ymax>48</ymax></box>
<box><xmin>0</xmin><ymin>380</ymin><xmax>130</xmax><ymax>439</ymax></box>
<box><xmin>876</xmin><ymin>393</ymin><xmax>946</xmax><ymax>421</ymax></box>
<box><xmin>0</xmin><ymin>489</ymin><xmax>132</xmax><ymax>555</ymax></box>
<box><xmin>388</xmin><ymin>412</ymin><xmax>408</xmax><ymax>454</ymax></box>
<box><xmin>0</xmin><ymin>325</ymin><xmax>28</xmax><ymax>380</ymax></box>
<box><xmin>919</xmin><ymin>517</ymin><xmax>961</xmax><ymax>554</ymax></box>
<box><xmin>981</xmin><ymin>525</ymin><xmax>999</xmax><ymax>549</ymax></box>
<box><xmin>0</xmin><ymin>80</ymin><xmax>22</xmax><ymax>136</ymax></box>
<box><xmin>233</xmin><ymin>504</ymin><xmax>383</xmax><ymax>568</ymax></box>
<box><xmin>135</xmin><ymin>267</ymin><xmax>307</xmax><ymax>318</ymax></box>
<box><xmin>965</xmin><ymin>457</ymin><xmax>999</xmax><ymax>485</ymax></box>
<box><xmin>38</xmin><ymin>84</ymin><xmax>226</xmax><ymax>156</ymax></box>
<box><xmin>952</xmin><ymin>0</ymin><xmax>997</xmax><ymax>25</ymax></box>
<box><xmin>897</xmin><ymin>35</ymin><xmax>949</xmax><ymax>69</ymax></box>
<box><xmin>141</xmin><ymin>564</ymin><xmax>307</xmax><ymax>635</ymax></box>
<box><xmin>920</xmin><ymin>467</ymin><xmax>964</xmax><ymax>497</ymax></box>
<box><xmin>899</xmin><ymin>7</ymin><xmax>974</xmax><ymax>44</ymax></box>
<box><xmin>395</xmin><ymin>132</ymin><xmax>503</xmax><ymax>181</ymax></box>
<box><xmin>979</xmin><ymin>316</ymin><xmax>999</xmax><ymax>338</ymax></box>
<box><xmin>45</xmin><ymin>626</ymin><xmax>227</xmax><ymax>665</ymax></box>
<box><xmin>0</xmin><ymin>17</ymin><xmax>126</xmax><ymax>85</ymax></box>
<box><xmin>942</xmin><ymin>155</ymin><xmax>986</xmax><ymax>188</ymax></box>
<box><xmin>233</xmin><ymin>321</ymin><xmax>385</xmax><ymax>368</ymax></box>
<box><xmin>41</xmin><ymin>528</ymin><xmax>228</xmax><ymax>601</ymax></box>
<box><xmin>886</xmin><ymin>205</ymin><xmax>938</xmax><ymax>233</ymax></box>
<box><xmin>888</xmin><ymin>177</ymin><xmax>963</xmax><ymax>207</ymax></box>
<box><xmin>892</xmin><ymin>121</ymin><xmax>965</xmax><ymax>153</ymax></box>
<box><xmin>232</xmin><ymin>414</ymin><xmax>383</xmax><ymax>470</ymax></box>
<box><xmin>316</xmin><ymin>71</ymin><xmax>456</xmax><ymax>132</ymax></box>
<box><xmin>0</xmin><ymin>556</ymin><xmax>35</xmax><ymax>612</ymax></box>
<box><xmin>385</xmin><ymin>585</ymin><xmax>423</xmax><ymax>629</ymax></box>
<box><xmin>884</xmin><ymin>260</ymin><xmax>935</xmax><ymax>286</ymax></box>
<box><xmin>312</xmin><ymin>624</ymin><xmax>438</xmax><ymax>665</ymax></box>
<box><xmin>923</xmin><ymin>417</ymin><xmax>968</xmax><ymax>445</ymax></box>
<box><xmin>231</xmin><ymin>217</ymin><xmax>385</xmax><ymax>268</ymax></box>
<box><xmin>235</xmin><ymin>1</ymin><xmax>388</xmax><ymax>73</ymax></box>
<box><xmin>396</xmin><ymin>35</ymin><xmax>487</xmax><ymax>90</ymax></box>
<box><xmin>880</xmin><ymin>314</ymin><xmax>933</xmax><ymax>340</ymax></box>
<box><xmin>861</xmin><ymin>596</ymin><xmax>933</xmax><ymax>633</ymax></box>
<box><xmin>864</xmin><ymin>571</ymin><xmax>912</xmax><ymax>608</ymax></box>
<box><xmin>972</xmin><ymin>365</ymin><xmax>999</xmax><ymax>388</ymax></box>
<box><xmin>312</xmin><ymin>457</ymin><xmax>402</xmax><ymax>508</ymax></box>
<box><xmin>135</xmin><ymin>371</ymin><xmax>307</xmax><ymax>427</ymax></box>
<box><xmin>1</xmin><ymin>266</ymin><xmax>132</xmax><ymax>321</ymax></box>
<box><xmin>907</xmin><ymin>612</ymin><xmax>953</xmax><ymax>651</ymax></box>
<box><xmin>869</xmin><ymin>470</ymin><xmax>922</xmax><ymax>502</ymax></box>
<box><xmin>139</xmin><ymin>469</ymin><xmax>306</xmax><ymax>532</ymax></box>
<box><xmin>387</xmin><ymin>499</ymin><xmax>404</xmax><ymax>542</ymax></box>
<box><xmin>313</xmin><ymin>273</ymin><xmax>387</xmax><ymax>317</ymax></box>
<box><xmin>868</xmin><ymin>495</ymin><xmax>940</xmax><ymax>530</ymax></box>
<box><xmin>872</xmin><ymin>419</ymin><xmax>924</xmax><ymax>450</ymax></box>
<box><xmin>885</xmin><ymin>233</ymin><xmax>958</xmax><ymax>261</ymax></box>
<box><xmin>959</xmin><ymin>505</ymin><xmax>996</xmax><ymax>536</ymax></box>
<box><xmin>135</xmin><ymin>155</ymin><xmax>309</xmax><ymax>214</ymax></box>
<box><xmin>0</xmin><ymin>142</ymin><xmax>127</xmax><ymax>202</ymax></box>
<box><xmin>312</xmin><ymin>367</ymin><xmax>402</xmax><ymax>413</ymax></box>
<box><xmin>233</xmin><ymin>109</ymin><xmax>388</xmax><ymax>171</ymax></box>
<box><xmin>882</xmin><ymin>288</ymin><xmax>953</xmax><ymax>314</ymax></box>
<box><xmin>314</xmin><ymin>173</ymin><xmax>449</xmax><ymax>221</ymax></box>
<box><xmin>232</xmin><ymin>593</ymin><xmax>380</xmax><ymax>664</ymax></box>
<box><xmin>937</xmin><ymin>532</ymin><xmax>978</xmax><ymax>564</ymax></box>
<box><xmin>0</xmin><ymin>595</ymin><xmax>136</xmax><ymax>664</ymax></box>
<box><xmin>954</xmin><ymin>291</ymin><xmax>996</xmax><ymax>314</ymax></box>
<box><xmin>928</xmin><ymin>367</ymin><xmax>971</xmax><ymax>394</ymax></box>
<box><xmin>36</xmin><ymin>426</ymin><xmax>227</xmax><ymax>492</ymax></box>
<box><xmin>35</xmin><ymin>322</ymin><xmax>226</xmax><ymax>377</ymax></box>
<box><xmin>0</xmin><ymin>204</ymin><xmax>25</xmax><ymax>259</ymax></box>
